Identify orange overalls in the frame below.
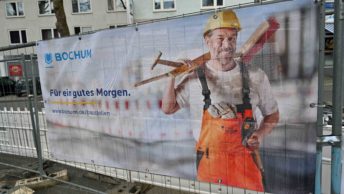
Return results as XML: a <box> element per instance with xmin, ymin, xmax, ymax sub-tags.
<box><xmin>195</xmin><ymin>66</ymin><xmax>264</xmax><ymax>191</ymax></box>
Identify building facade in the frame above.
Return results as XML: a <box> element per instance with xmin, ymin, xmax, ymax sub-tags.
<box><xmin>0</xmin><ymin>0</ymin><xmax>261</xmax><ymax>77</ymax></box>
<box><xmin>132</xmin><ymin>0</ymin><xmax>253</xmax><ymax>22</ymax></box>
<box><xmin>0</xmin><ymin>0</ymin><xmax>257</xmax><ymax>47</ymax></box>
<box><xmin>0</xmin><ymin>0</ymin><xmax>129</xmax><ymax>47</ymax></box>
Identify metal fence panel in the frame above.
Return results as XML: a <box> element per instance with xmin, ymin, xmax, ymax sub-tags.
<box><xmin>0</xmin><ymin>48</ymin><xmax>40</xmax><ymax>160</ymax></box>
<box><xmin>0</xmin><ymin>1</ymin><xmax>342</xmax><ymax>193</ymax></box>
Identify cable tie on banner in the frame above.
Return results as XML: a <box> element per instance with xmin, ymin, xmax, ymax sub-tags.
<box><xmin>317</xmin><ymin>135</ymin><xmax>341</xmax><ymax>146</ymax></box>
<box><xmin>309</xmin><ymin>103</ymin><xmax>326</xmax><ymax>108</ymax></box>
<box><xmin>214</xmin><ymin>7</ymin><xmax>218</xmax><ymax>16</ymax></box>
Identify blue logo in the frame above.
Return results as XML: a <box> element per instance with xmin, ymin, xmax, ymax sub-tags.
<box><xmin>55</xmin><ymin>49</ymin><xmax>92</xmax><ymax>61</ymax></box>
<box><xmin>44</xmin><ymin>53</ymin><xmax>53</xmax><ymax>67</ymax></box>
<box><xmin>43</xmin><ymin>49</ymin><xmax>92</xmax><ymax>68</ymax></box>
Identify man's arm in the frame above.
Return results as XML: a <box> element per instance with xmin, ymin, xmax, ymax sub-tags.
<box><xmin>247</xmin><ymin>110</ymin><xmax>279</xmax><ymax>149</ymax></box>
<box><xmin>161</xmin><ymin>77</ymin><xmax>180</xmax><ymax>114</ymax></box>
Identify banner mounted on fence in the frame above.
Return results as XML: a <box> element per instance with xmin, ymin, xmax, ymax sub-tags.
<box><xmin>37</xmin><ymin>0</ymin><xmax>318</xmax><ymax>193</ymax></box>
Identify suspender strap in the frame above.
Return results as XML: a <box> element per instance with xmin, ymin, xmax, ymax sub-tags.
<box><xmin>197</xmin><ymin>62</ymin><xmax>250</xmax><ymax>111</ymax></box>
<box><xmin>239</xmin><ymin>61</ymin><xmax>251</xmax><ymax>105</ymax></box>
<box><xmin>196</xmin><ymin>67</ymin><xmax>211</xmax><ymax>110</ymax></box>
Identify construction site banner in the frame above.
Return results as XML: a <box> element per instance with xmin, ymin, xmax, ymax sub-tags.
<box><xmin>37</xmin><ymin>0</ymin><xmax>318</xmax><ymax>193</ymax></box>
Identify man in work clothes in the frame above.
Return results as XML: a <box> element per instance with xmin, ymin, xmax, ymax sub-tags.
<box><xmin>161</xmin><ymin>10</ymin><xmax>279</xmax><ymax>191</ymax></box>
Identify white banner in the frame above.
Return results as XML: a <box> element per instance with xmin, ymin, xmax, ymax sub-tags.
<box><xmin>37</xmin><ymin>1</ymin><xmax>318</xmax><ymax>193</ymax></box>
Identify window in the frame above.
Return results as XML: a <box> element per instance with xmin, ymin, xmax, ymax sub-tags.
<box><xmin>154</xmin><ymin>0</ymin><xmax>175</xmax><ymax>11</ymax></box>
<box><xmin>38</xmin><ymin>0</ymin><xmax>54</xmax><ymax>15</ymax></box>
<box><xmin>41</xmin><ymin>29</ymin><xmax>59</xmax><ymax>40</ymax></box>
<box><xmin>9</xmin><ymin>30</ymin><xmax>27</xmax><ymax>44</ymax></box>
<box><xmin>6</xmin><ymin>2</ymin><xmax>24</xmax><ymax>17</ymax></box>
<box><xmin>72</xmin><ymin>0</ymin><xmax>91</xmax><ymax>13</ymax></box>
<box><xmin>202</xmin><ymin>0</ymin><xmax>223</xmax><ymax>8</ymax></box>
<box><xmin>74</xmin><ymin>27</ymin><xmax>92</xmax><ymax>35</ymax></box>
<box><xmin>108</xmin><ymin>0</ymin><xmax>126</xmax><ymax>11</ymax></box>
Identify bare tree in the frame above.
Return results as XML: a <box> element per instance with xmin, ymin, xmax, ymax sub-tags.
<box><xmin>53</xmin><ymin>0</ymin><xmax>70</xmax><ymax>37</ymax></box>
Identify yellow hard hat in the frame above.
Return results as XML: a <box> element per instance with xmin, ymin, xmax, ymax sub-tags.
<box><xmin>204</xmin><ymin>10</ymin><xmax>241</xmax><ymax>36</ymax></box>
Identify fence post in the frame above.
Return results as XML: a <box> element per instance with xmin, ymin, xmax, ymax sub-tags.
<box><xmin>331</xmin><ymin>0</ymin><xmax>344</xmax><ymax>193</ymax></box>
<box><xmin>22</xmin><ymin>53</ymin><xmax>45</xmax><ymax>176</ymax></box>
<box><xmin>315</xmin><ymin>1</ymin><xmax>325</xmax><ymax>194</ymax></box>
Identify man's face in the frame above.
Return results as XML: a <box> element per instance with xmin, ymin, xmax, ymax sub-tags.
<box><xmin>205</xmin><ymin>28</ymin><xmax>237</xmax><ymax>66</ymax></box>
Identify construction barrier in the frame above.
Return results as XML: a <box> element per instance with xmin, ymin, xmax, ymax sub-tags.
<box><xmin>0</xmin><ymin>0</ymin><xmax>343</xmax><ymax>194</ymax></box>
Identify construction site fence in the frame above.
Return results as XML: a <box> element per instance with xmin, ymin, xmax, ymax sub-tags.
<box><xmin>0</xmin><ymin>0</ymin><xmax>343</xmax><ymax>193</ymax></box>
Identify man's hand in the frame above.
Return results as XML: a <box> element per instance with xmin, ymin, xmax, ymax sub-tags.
<box><xmin>180</xmin><ymin>59</ymin><xmax>193</xmax><ymax>70</ymax></box>
<box><xmin>247</xmin><ymin>131</ymin><xmax>263</xmax><ymax>150</ymax></box>
<box><xmin>247</xmin><ymin>111</ymin><xmax>279</xmax><ymax>150</ymax></box>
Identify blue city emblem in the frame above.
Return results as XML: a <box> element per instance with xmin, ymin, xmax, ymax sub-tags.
<box><xmin>44</xmin><ymin>53</ymin><xmax>53</xmax><ymax>65</ymax></box>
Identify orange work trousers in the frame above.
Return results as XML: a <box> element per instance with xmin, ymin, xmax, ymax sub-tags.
<box><xmin>196</xmin><ymin>110</ymin><xmax>264</xmax><ymax>191</ymax></box>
